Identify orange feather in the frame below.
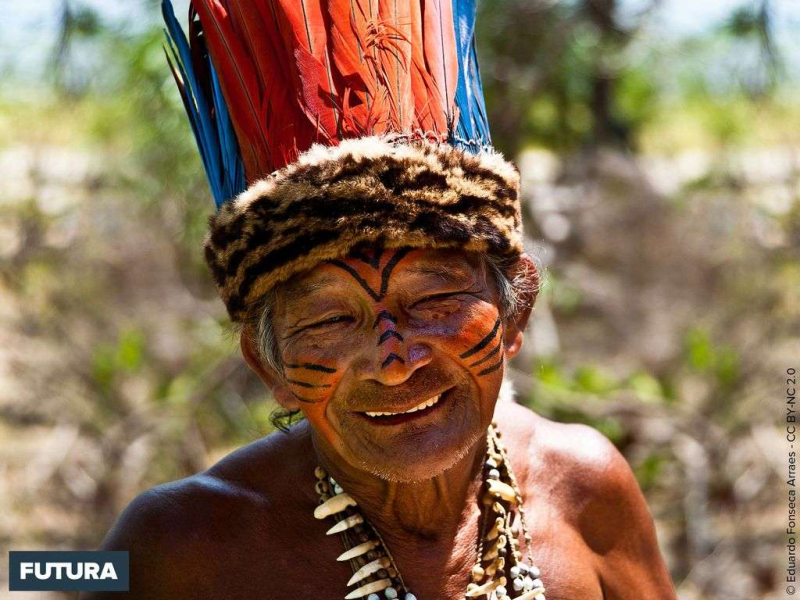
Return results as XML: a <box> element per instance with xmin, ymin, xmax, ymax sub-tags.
<box><xmin>191</xmin><ymin>0</ymin><xmax>462</xmax><ymax>174</ymax></box>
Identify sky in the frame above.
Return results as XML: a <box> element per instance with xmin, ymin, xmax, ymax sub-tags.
<box><xmin>1</xmin><ymin>0</ymin><xmax>799</xmax><ymax>82</ymax></box>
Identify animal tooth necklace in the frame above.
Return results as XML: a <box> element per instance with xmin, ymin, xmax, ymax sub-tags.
<box><xmin>313</xmin><ymin>424</ymin><xmax>546</xmax><ymax>600</ymax></box>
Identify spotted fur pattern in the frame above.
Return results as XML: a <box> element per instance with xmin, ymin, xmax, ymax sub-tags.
<box><xmin>204</xmin><ymin>136</ymin><xmax>523</xmax><ymax>322</ymax></box>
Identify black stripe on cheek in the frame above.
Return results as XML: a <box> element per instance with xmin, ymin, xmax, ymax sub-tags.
<box><xmin>382</xmin><ymin>353</ymin><xmax>405</xmax><ymax>368</ymax></box>
<box><xmin>477</xmin><ymin>358</ymin><xmax>504</xmax><ymax>377</ymax></box>
<box><xmin>470</xmin><ymin>338</ymin><xmax>503</xmax><ymax>368</ymax></box>
<box><xmin>285</xmin><ymin>362</ymin><xmax>337</xmax><ymax>374</ymax></box>
<box><xmin>378</xmin><ymin>330</ymin><xmax>404</xmax><ymax>345</ymax></box>
<box><xmin>460</xmin><ymin>317</ymin><xmax>502</xmax><ymax>359</ymax></box>
<box><xmin>286</xmin><ymin>379</ymin><xmax>332</xmax><ymax>389</ymax></box>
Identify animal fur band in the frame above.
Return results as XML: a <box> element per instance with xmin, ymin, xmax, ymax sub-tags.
<box><xmin>204</xmin><ymin>136</ymin><xmax>523</xmax><ymax>322</ymax></box>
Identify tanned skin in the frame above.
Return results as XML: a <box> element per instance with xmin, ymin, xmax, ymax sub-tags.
<box><xmin>84</xmin><ymin>248</ymin><xmax>676</xmax><ymax>600</ymax></box>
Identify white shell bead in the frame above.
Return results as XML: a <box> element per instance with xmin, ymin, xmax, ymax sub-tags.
<box><xmin>487</xmin><ymin>479</ymin><xmax>518</xmax><ymax>504</ymax></box>
<box><xmin>314</xmin><ymin>493</ymin><xmax>357</xmax><ymax>519</ymax></box>
<box><xmin>344</xmin><ymin>578</ymin><xmax>392</xmax><ymax>599</ymax></box>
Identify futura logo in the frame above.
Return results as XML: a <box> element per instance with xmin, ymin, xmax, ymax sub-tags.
<box><xmin>9</xmin><ymin>551</ymin><xmax>129</xmax><ymax>592</ymax></box>
<box><xmin>19</xmin><ymin>561</ymin><xmax>118</xmax><ymax>580</ymax></box>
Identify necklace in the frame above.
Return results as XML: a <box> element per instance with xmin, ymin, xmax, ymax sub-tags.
<box><xmin>313</xmin><ymin>423</ymin><xmax>546</xmax><ymax>600</ymax></box>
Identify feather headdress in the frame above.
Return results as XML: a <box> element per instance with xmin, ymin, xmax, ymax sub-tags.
<box><xmin>163</xmin><ymin>0</ymin><xmax>522</xmax><ymax>322</ymax></box>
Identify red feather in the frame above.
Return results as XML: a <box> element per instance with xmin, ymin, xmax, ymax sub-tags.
<box><xmin>191</xmin><ymin>0</ymin><xmax>461</xmax><ymax>175</ymax></box>
<box><xmin>421</xmin><ymin>0</ymin><xmax>457</xmax><ymax>130</ymax></box>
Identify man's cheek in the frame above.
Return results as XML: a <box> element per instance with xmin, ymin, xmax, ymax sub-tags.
<box><xmin>443</xmin><ymin>309</ymin><xmax>505</xmax><ymax>378</ymax></box>
<box><xmin>280</xmin><ymin>352</ymin><xmax>343</xmax><ymax>404</ymax></box>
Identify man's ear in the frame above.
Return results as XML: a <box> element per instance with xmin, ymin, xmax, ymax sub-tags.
<box><xmin>240</xmin><ymin>326</ymin><xmax>301</xmax><ymax>411</ymax></box>
<box><xmin>502</xmin><ymin>253</ymin><xmax>539</xmax><ymax>359</ymax></box>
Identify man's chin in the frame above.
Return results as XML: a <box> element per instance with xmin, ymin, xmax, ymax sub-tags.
<box><xmin>354</xmin><ymin>423</ymin><xmax>486</xmax><ymax>483</ymax></box>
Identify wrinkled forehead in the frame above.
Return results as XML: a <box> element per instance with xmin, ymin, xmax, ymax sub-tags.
<box><xmin>280</xmin><ymin>247</ymin><xmax>487</xmax><ymax>302</ymax></box>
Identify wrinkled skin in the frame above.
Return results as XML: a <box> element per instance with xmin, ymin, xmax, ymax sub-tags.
<box><xmin>85</xmin><ymin>248</ymin><xmax>676</xmax><ymax>600</ymax></box>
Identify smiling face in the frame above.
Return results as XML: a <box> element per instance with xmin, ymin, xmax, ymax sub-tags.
<box><xmin>243</xmin><ymin>247</ymin><xmax>536</xmax><ymax>483</ymax></box>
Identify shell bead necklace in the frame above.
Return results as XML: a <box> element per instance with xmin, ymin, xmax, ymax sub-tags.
<box><xmin>313</xmin><ymin>424</ymin><xmax>546</xmax><ymax>600</ymax></box>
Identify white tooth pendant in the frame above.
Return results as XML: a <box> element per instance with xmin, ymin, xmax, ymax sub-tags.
<box><xmin>343</xmin><ymin>578</ymin><xmax>392</xmax><ymax>599</ymax></box>
<box><xmin>484</xmin><ymin>556</ymin><xmax>505</xmax><ymax>578</ymax></box>
<box><xmin>465</xmin><ymin>576</ymin><xmax>507</xmax><ymax>598</ymax></box>
<box><xmin>346</xmin><ymin>557</ymin><xmax>391</xmax><ymax>586</ymax></box>
<box><xmin>514</xmin><ymin>587</ymin><xmax>546</xmax><ymax>600</ymax></box>
<box><xmin>485</xmin><ymin>516</ymin><xmax>504</xmax><ymax>541</ymax></box>
<box><xmin>314</xmin><ymin>493</ymin><xmax>357</xmax><ymax>519</ymax></box>
<box><xmin>337</xmin><ymin>539</ymin><xmax>379</xmax><ymax>562</ymax></box>
<box><xmin>482</xmin><ymin>535</ymin><xmax>507</xmax><ymax>561</ymax></box>
<box><xmin>326</xmin><ymin>513</ymin><xmax>364</xmax><ymax>535</ymax></box>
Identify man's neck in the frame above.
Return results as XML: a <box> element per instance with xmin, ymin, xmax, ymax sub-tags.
<box><xmin>309</xmin><ymin>428</ymin><xmax>488</xmax><ymax>587</ymax></box>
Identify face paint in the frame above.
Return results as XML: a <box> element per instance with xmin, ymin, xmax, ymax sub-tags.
<box><xmin>272</xmin><ymin>247</ymin><xmax>509</xmax><ymax>482</ymax></box>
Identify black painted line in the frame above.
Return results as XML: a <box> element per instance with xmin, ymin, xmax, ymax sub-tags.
<box><xmin>285</xmin><ymin>362</ymin><xmax>337</xmax><ymax>374</ymax></box>
<box><xmin>382</xmin><ymin>353</ymin><xmax>405</xmax><ymax>368</ymax></box>
<box><xmin>477</xmin><ymin>357</ymin><xmax>504</xmax><ymax>377</ymax></box>
<box><xmin>378</xmin><ymin>330</ymin><xmax>404</xmax><ymax>345</ymax></box>
<box><xmin>328</xmin><ymin>260</ymin><xmax>381</xmax><ymax>301</ymax></box>
<box><xmin>378</xmin><ymin>248</ymin><xmax>411</xmax><ymax>298</ymax></box>
<box><xmin>470</xmin><ymin>338</ymin><xmax>503</xmax><ymax>368</ymax></box>
<box><xmin>286</xmin><ymin>379</ymin><xmax>332</xmax><ymax>389</ymax></box>
<box><xmin>351</xmin><ymin>247</ymin><xmax>382</xmax><ymax>269</ymax></box>
<box><xmin>459</xmin><ymin>317</ymin><xmax>502</xmax><ymax>359</ymax></box>
<box><xmin>373</xmin><ymin>310</ymin><xmax>398</xmax><ymax>329</ymax></box>
<box><xmin>330</xmin><ymin>249</ymin><xmax>410</xmax><ymax>301</ymax></box>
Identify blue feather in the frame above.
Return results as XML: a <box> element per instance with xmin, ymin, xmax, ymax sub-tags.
<box><xmin>451</xmin><ymin>0</ymin><xmax>492</xmax><ymax>152</ymax></box>
<box><xmin>162</xmin><ymin>0</ymin><xmax>245</xmax><ymax>208</ymax></box>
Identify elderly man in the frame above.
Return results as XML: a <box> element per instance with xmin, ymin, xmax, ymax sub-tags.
<box><xmin>89</xmin><ymin>1</ymin><xmax>677</xmax><ymax>598</ymax></box>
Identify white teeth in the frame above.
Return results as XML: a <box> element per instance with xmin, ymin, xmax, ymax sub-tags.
<box><xmin>365</xmin><ymin>394</ymin><xmax>441</xmax><ymax>418</ymax></box>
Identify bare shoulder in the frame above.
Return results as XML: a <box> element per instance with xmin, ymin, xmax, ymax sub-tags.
<box><xmin>497</xmin><ymin>401</ymin><xmax>645</xmax><ymax>536</ymax></box>
<box><xmin>495</xmin><ymin>401</ymin><xmax>676</xmax><ymax>598</ymax></box>
<box><xmin>84</xmin><ymin>424</ymin><xmax>314</xmax><ymax>599</ymax></box>
<box><xmin>495</xmin><ymin>400</ymin><xmax>623</xmax><ymax>482</ymax></box>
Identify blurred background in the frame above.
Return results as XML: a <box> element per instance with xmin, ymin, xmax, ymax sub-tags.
<box><xmin>1</xmin><ymin>0</ymin><xmax>798</xmax><ymax>598</ymax></box>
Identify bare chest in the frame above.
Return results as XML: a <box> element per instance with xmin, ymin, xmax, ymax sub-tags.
<box><xmin>186</xmin><ymin>493</ymin><xmax>603</xmax><ymax>600</ymax></box>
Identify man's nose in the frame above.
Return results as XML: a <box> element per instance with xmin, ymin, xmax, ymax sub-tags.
<box><xmin>360</xmin><ymin>310</ymin><xmax>432</xmax><ymax>385</ymax></box>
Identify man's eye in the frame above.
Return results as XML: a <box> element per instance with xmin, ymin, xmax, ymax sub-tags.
<box><xmin>306</xmin><ymin>315</ymin><xmax>353</xmax><ymax>329</ymax></box>
<box><xmin>412</xmin><ymin>291</ymin><xmax>465</xmax><ymax>307</ymax></box>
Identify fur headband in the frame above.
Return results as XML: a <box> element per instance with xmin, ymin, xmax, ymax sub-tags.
<box><xmin>203</xmin><ymin>136</ymin><xmax>523</xmax><ymax>322</ymax></box>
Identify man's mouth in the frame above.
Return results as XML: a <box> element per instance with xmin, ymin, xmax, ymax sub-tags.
<box><xmin>364</xmin><ymin>393</ymin><xmax>442</xmax><ymax>417</ymax></box>
<box><xmin>355</xmin><ymin>388</ymin><xmax>453</xmax><ymax>425</ymax></box>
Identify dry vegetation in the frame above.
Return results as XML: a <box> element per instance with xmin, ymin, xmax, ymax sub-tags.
<box><xmin>1</xmin><ymin>1</ymin><xmax>797</xmax><ymax>598</ymax></box>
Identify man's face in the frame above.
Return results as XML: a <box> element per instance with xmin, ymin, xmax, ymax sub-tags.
<box><xmin>267</xmin><ymin>248</ymin><xmax>519</xmax><ymax>482</ymax></box>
